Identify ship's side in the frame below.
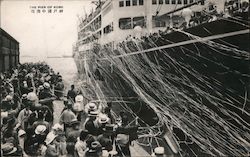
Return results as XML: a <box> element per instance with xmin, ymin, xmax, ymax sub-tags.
<box><xmin>74</xmin><ymin>0</ymin><xmax>250</xmax><ymax>156</ymax></box>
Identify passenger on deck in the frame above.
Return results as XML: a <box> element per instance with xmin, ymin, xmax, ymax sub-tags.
<box><xmin>67</xmin><ymin>84</ymin><xmax>77</xmax><ymax>102</ymax></box>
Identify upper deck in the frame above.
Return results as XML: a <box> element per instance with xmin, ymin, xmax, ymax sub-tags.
<box><xmin>76</xmin><ymin>0</ymin><xmax>224</xmax><ymax>51</ymax></box>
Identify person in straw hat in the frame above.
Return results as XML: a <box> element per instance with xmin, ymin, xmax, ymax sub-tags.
<box><xmin>151</xmin><ymin>147</ymin><xmax>166</xmax><ymax>157</ymax></box>
<box><xmin>1</xmin><ymin>143</ymin><xmax>18</xmax><ymax>156</ymax></box>
<box><xmin>84</xmin><ymin>102</ymin><xmax>98</xmax><ymax>114</ymax></box>
<box><xmin>97</xmin><ymin>113</ymin><xmax>110</xmax><ymax>134</ymax></box>
<box><xmin>44</xmin><ymin>133</ymin><xmax>59</xmax><ymax>157</ymax></box>
<box><xmin>84</xmin><ymin>111</ymin><xmax>100</xmax><ymax>136</ymax></box>
<box><xmin>85</xmin><ymin>141</ymin><xmax>103</xmax><ymax>157</ymax></box>
<box><xmin>73</xmin><ymin>94</ymin><xmax>85</xmax><ymax>121</ymax></box>
<box><xmin>97</xmin><ymin>124</ymin><xmax>114</xmax><ymax>152</ymax></box>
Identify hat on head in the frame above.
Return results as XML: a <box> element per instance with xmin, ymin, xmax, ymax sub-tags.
<box><xmin>27</xmin><ymin>92</ymin><xmax>38</xmax><ymax>101</ymax></box>
<box><xmin>89</xmin><ymin>141</ymin><xmax>102</xmax><ymax>153</ymax></box>
<box><xmin>104</xmin><ymin>124</ymin><xmax>115</xmax><ymax>134</ymax></box>
<box><xmin>1</xmin><ymin>112</ymin><xmax>8</xmax><ymax>118</ymax></box>
<box><xmin>70</xmin><ymin>118</ymin><xmax>80</xmax><ymax>126</ymax></box>
<box><xmin>22</xmin><ymin>94</ymin><xmax>28</xmax><ymax>99</ymax></box>
<box><xmin>102</xmin><ymin>150</ymin><xmax>109</xmax><ymax>157</ymax></box>
<box><xmin>86</xmin><ymin>102</ymin><xmax>97</xmax><ymax>112</ymax></box>
<box><xmin>73</xmin><ymin>102</ymin><xmax>82</xmax><ymax>112</ymax></box>
<box><xmin>38</xmin><ymin>85</ymin><xmax>44</xmax><ymax>90</ymax></box>
<box><xmin>154</xmin><ymin>147</ymin><xmax>165</xmax><ymax>155</ymax></box>
<box><xmin>45</xmin><ymin>132</ymin><xmax>57</xmax><ymax>145</ymax></box>
<box><xmin>5</xmin><ymin>95</ymin><xmax>13</xmax><ymax>101</ymax></box>
<box><xmin>116</xmin><ymin>134</ymin><xmax>129</xmax><ymax>146</ymax></box>
<box><xmin>1</xmin><ymin>143</ymin><xmax>17</xmax><ymax>155</ymax></box>
<box><xmin>89</xmin><ymin>111</ymin><xmax>99</xmax><ymax>117</ymax></box>
<box><xmin>75</xmin><ymin>95</ymin><xmax>84</xmax><ymax>102</ymax></box>
<box><xmin>43</xmin><ymin>82</ymin><xmax>50</xmax><ymax>89</ymax></box>
<box><xmin>98</xmin><ymin>114</ymin><xmax>110</xmax><ymax>124</ymax></box>
<box><xmin>18</xmin><ymin>129</ymin><xmax>26</xmax><ymax>137</ymax></box>
<box><xmin>52</xmin><ymin>123</ymin><xmax>63</xmax><ymax>131</ymax></box>
<box><xmin>35</xmin><ymin>125</ymin><xmax>47</xmax><ymax>135</ymax></box>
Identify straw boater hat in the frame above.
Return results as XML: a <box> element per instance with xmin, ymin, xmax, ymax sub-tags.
<box><xmin>45</xmin><ymin>132</ymin><xmax>57</xmax><ymax>145</ymax></box>
<box><xmin>88</xmin><ymin>141</ymin><xmax>102</xmax><ymax>153</ymax></box>
<box><xmin>98</xmin><ymin>114</ymin><xmax>110</xmax><ymax>124</ymax></box>
<box><xmin>116</xmin><ymin>134</ymin><xmax>129</xmax><ymax>146</ymax></box>
<box><xmin>43</xmin><ymin>82</ymin><xmax>50</xmax><ymax>89</ymax></box>
<box><xmin>22</xmin><ymin>94</ymin><xmax>28</xmax><ymax>99</ymax></box>
<box><xmin>27</xmin><ymin>92</ymin><xmax>38</xmax><ymax>101</ymax></box>
<box><xmin>103</xmin><ymin>124</ymin><xmax>115</xmax><ymax>135</ymax></box>
<box><xmin>1</xmin><ymin>143</ymin><xmax>17</xmax><ymax>155</ymax></box>
<box><xmin>5</xmin><ymin>95</ymin><xmax>13</xmax><ymax>101</ymax></box>
<box><xmin>151</xmin><ymin>147</ymin><xmax>165</xmax><ymax>156</ymax></box>
<box><xmin>70</xmin><ymin>118</ymin><xmax>80</xmax><ymax>126</ymax></box>
<box><xmin>75</xmin><ymin>95</ymin><xmax>84</xmax><ymax>102</ymax></box>
<box><xmin>35</xmin><ymin>125</ymin><xmax>47</xmax><ymax>135</ymax></box>
<box><xmin>73</xmin><ymin>102</ymin><xmax>82</xmax><ymax>112</ymax></box>
<box><xmin>1</xmin><ymin>111</ymin><xmax>8</xmax><ymax>118</ymax></box>
<box><xmin>52</xmin><ymin>123</ymin><xmax>63</xmax><ymax>131</ymax></box>
<box><xmin>89</xmin><ymin>111</ymin><xmax>99</xmax><ymax>117</ymax></box>
<box><xmin>86</xmin><ymin>102</ymin><xmax>97</xmax><ymax>112</ymax></box>
<box><xmin>102</xmin><ymin>150</ymin><xmax>109</xmax><ymax>157</ymax></box>
<box><xmin>18</xmin><ymin>129</ymin><xmax>26</xmax><ymax>137</ymax></box>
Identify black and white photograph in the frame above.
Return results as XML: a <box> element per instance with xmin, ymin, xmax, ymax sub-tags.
<box><xmin>0</xmin><ymin>0</ymin><xmax>249</xmax><ymax>156</ymax></box>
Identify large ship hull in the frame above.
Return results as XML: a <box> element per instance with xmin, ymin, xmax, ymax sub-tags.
<box><xmin>75</xmin><ymin>18</ymin><xmax>250</xmax><ymax>156</ymax></box>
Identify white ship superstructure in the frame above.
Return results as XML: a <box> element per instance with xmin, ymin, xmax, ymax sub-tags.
<box><xmin>74</xmin><ymin>0</ymin><xmax>223</xmax><ymax>54</ymax></box>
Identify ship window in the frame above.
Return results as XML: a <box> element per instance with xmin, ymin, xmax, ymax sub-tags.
<box><xmin>132</xmin><ymin>0</ymin><xmax>137</xmax><ymax>6</ymax></box>
<box><xmin>171</xmin><ymin>0</ymin><xmax>176</xmax><ymax>4</ymax></box>
<box><xmin>152</xmin><ymin>0</ymin><xmax>157</xmax><ymax>5</ymax></box>
<box><xmin>165</xmin><ymin>0</ymin><xmax>170</xmax><ymax>4</ymax></box>
<box><xmin>189</xmin><ymin>0</ymin><xmax>193</xmax><ymax>3</ymax></box>
<box><xmin>126</xmin><ymin>0</ymin><xmax>131</xmax><ymax>6</ymax></box>
<box><xmin>153</xmin><ymin>16</ymin><xmax>166</xmax><ymax>27</ymax></box>
<box><xmin>104</xmin><ymin>23</ymin><xmax>113</xmax><ymax>34</ymax></box>
<box><xmin>139</xmin><ymin>0</ymin><xmax>144</xmax><ymax>5</ymax></box>
<box><xmin>184</xmin><ymin>0</ymin><xmax>187</xmax><ymax>4</ymax></box>
<box><xmin>119</xmin><ymin>18</ymin><xmax>132</xmax><ymax>29</ymax></box>
<box><xmin>119</xmin><ymin>1</ymin><xmax>124</xmax><ymax>7</ymax></box>
<box><xmin>177</xmin><ymin>0</ymin><xmax>182</xmax><ymax>4</ymax></box>
<box><xmin>133</xmin><ymin>16</ymin><xmax>145</xmax><ymax>28</ymax></box>
<box><xmin>159</xmin><ymin>0</ymin><xmax>163</xmax><ymax>4</ymax></box>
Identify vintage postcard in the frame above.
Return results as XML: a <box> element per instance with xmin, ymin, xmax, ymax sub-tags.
<box><xmin>1</xmin><ymin>0</ymin><xmax>249</xmax><ymax>156</ymax></box>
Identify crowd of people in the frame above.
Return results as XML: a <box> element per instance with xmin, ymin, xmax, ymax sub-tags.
<box><xmin>1</xmin><ymin>62</ymin><xmax>63</xmax><ymax>156</ymax></box>
<box><xmin>1</xmin><ymin>63</ymin><xmax>167</xmax><ymax>157</ymax></box>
